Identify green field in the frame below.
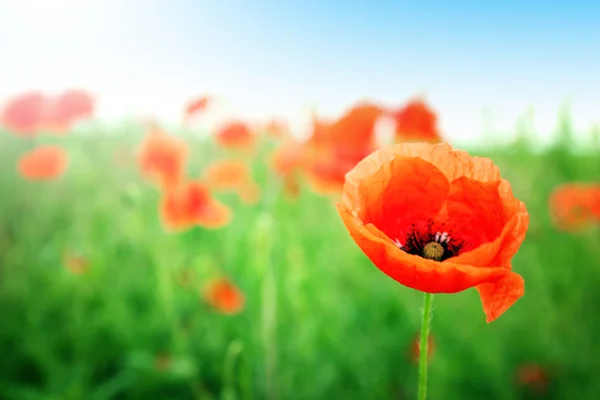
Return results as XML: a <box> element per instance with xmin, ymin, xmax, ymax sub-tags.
<box><xmin>1</xmin><ymin>122</ymin><xmax>599</xmax><ymax>400</ymax></box>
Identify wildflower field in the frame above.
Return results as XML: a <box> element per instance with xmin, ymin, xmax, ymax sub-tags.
<box><xmin>1</xmin><ymin>95</ymin><xmax>600</xmax><ymax>400</ymax></box>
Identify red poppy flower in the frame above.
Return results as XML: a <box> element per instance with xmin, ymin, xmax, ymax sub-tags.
<box><xmin>270</xmin><ymin>140</ymin><xmax>307</xmax><ymax>176</ymax></box>
<box><xmin>1</xmin><ymin>91</ymin><xmax>48</xmax><ymax>137</ymax></box>
<box><xmin>185</xmin><ymin>96</ymin><xmax>212</xmax><ymax>119</ymax></box>
<box><xmin>204</xmin><ymin>159</ymin><xmax>261</xmax><ymax>204</ymax></box>
<box><xmin>17</xmin><ymin>145</ymin><xmax>68</xmax><ymax>180</ymax></box>
<box><xmin>548</xmin><ymin>183</ymin><xmax>600</xmax><ymax>231</ymax></box>
<box><xmin>304</xmin><ymin>103</ymin><xmax>385</xmax><ymax>194</ymax></box>
<box><xmin>44</xmin><ymin>90</ymin><xmax>94</xmax><ymax>133</ymax></box>
<box><xmin>269</xmin><ymin>139</ymin><xmax>308</xmax><ymax>199</ymax></box>
<box><xmin>203</xmin><ymin>278</ymin><xmax>245</xmax><ymax>315</ymax></box>
<box><xmin>337</xmin><ymin>143</ymin><xmax>529</xmax><ymax>323</ymax></box>
<box><xmin>138</xmin><ymin>127</ymin><xmax>188</xmax><ymax>191</ymax></box>
<box><xmin>264</xmin><ymin>118</ymin><xmax>289</xmax><ymax>138</ymax></box>
<box><xmin>215</xmin><ymin>121</ymin><xmax>254</xmax><ymax>150</ymax></box>
<box><xmin>391</xmin><ymin>98</ymin><xmax>442</xmax><ymax>143</ymax></box>
<box><xmin>160</xmin><ymin>181</ymin><xmax>231</xmax><ymax>231</ymax></box>
<box><xmin>204</xmin><ymin>159</ymin><xmax>251</xmax><ymax>190</ymax></box>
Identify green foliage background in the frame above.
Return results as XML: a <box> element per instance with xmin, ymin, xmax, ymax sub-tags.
<box><xmin>1</xmin><ymin>120</ymin><xmax>599</xmax><ymax>400</ymax></box>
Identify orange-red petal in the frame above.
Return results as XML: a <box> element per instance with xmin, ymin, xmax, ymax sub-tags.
<box><xmin>345</xmin><ymin>156</ymin><xmax>450</xmax><ymax>239</ymax></box>
<box><xmin>17</xmin><ymin>145</ymin><xmax>68</xmax><ymax>180</ymax></box>
<box><xmin>160</xmin><ymin>181</ymin><xmax>231</xmax><ymax>231</ymax></box>
<box><xmin>338</xmin><ymin>207</ymin><xmax>509</xmax><ymax>293</ymax></box>
<box><xmin>476</xmin><ymin>270</ymin><xmax>524</xmax><ymax>323</ymax></box>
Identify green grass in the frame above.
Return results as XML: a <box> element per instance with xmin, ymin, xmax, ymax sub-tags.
<box><xmin>1</xmin><ymin>123</ymin><xmax>599</xmax><ymax>400</ymax></box>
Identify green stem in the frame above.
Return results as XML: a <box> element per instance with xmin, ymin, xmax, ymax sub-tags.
<box><xmin>256</xmin><ymin>213</ymin><xmax>277</xmax><ymax>400</ymax></box>
<box><xmin>417</xmin><ymin>293</ymin><xmax>434</xmax><ymax>400</ymax></box>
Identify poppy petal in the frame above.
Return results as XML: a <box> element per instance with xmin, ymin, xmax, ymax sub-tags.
<box><xmin>444</xmin><ymin>177</ymin><xmax>507</xmax><ymax>249</ymax></box>
<box><xmin>197</xmin><ymin>199</ymin><xmax>232</xmax><ymax>228</ymax></box>
<box><xmin>448</xmin><ymin>201</ymin><xmax>529</xmax><ymax>268</ymax></box>
<box><xmin>342</xmin><ymin>149</ymin><xmax>450</xmax><ymax>238</ymax></box>
<box><xmin>391</xmin><ymin>143</ymin><xmax>501</xmax><ymax>182</ymax></box>
<box><xmin>338</xmin><ymin>205</ymin><xmax>508</xmax><ymax>293</ymax></box>
<box><xmin>476</xmin><ymin>270</ymin><xmax>524</xmax><ymax>323</ymax></box>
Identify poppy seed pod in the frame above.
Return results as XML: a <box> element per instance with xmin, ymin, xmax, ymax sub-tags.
<box><xmin>337</xmin><ymin>143</ymin><xmax>529</xmax><ymax>323</ymax></box>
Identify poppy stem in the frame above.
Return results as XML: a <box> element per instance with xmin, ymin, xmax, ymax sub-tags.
<box><xmin>255</xmin><ymin>212</ymin><xmax>277</xmax><ymax>400</ymax></box>
<box><xmin>417</xmin><ymin>292</ymin><xmax>434</xmax><ymax>400</ymax></box>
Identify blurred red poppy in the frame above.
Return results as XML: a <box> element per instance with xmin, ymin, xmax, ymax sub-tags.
<box><xmin>391</xmin><ymin>98</ymin><xmax>442</xmax><ymax>143</ymax></box>
<box><xmin>216</xmin><ymin>121</ymin><xmax>254</xmax><ymax>150</ymax></box>
<box><xmin>516</xmin><ymin>364</ymin><xmax>549</xmax><ymax>394</ymax></box>
<box><xmin>270</xmin><ymin>140</ymin><xmax>307</xmax><ymax>176</ymax></box>
<box><xmin>1</xmin><ymin>91</ymin><xmax>48</xmax><ymax>137</ymax></box>
<box><xmin>264</xmin><ymin>118</ymin><xmax>289</xmax><ymax>138</ymax></box>
<box><xmin>269</xmin><ymin>139</ymin><xmax>307</xmax><ymax>199</ymax></box>
<box><xmin>44</xmin><ymin>90</ymin><xmax>94</xmax><ymax>133</ymax></box>
<box><xmin>17</xmin><ymin>145</ymin><xmax>68</xmax><ymax>180</ymax></box>
<box><xmin>203</xmin><ymin>278</ymin><xmax>245</xmax><ymax>315</ymax></box>
<box><xmin>185</xmin><ymin>96</ymin><xmax>212</xmax><ymax>119</ymax></box>
<box><xmin>204</xmin><ymin>159</ymin><xmax>261</xmax><ymax>204</ymax></box>
<box><xmin>138</xmin><ymin>127</ymin><xmax>188</xmax><ymax>191</ymax></box>
<box><xmin>304</xmin><ymin>103</ymin><xmax>385</xmax><ymax>194</ymax></box>
<box><xmin>160</xmin><ymin>181</ymin><xmax>231</xmax><ymax>231</ymax></box>
<box><xmin>204</xmin><ymin>159</ymin><xmax>251</xmax><ymax>190</ymax></box>
<box><xmin>549</xmin><ymin>183</ymin><xmax>600</xmax><ymax>231</ymax></box>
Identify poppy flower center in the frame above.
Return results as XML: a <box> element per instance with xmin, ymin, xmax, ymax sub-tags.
<box><xmin>422</xmin><ymin>242</ymin><xmax>444</xmax><ymax>261</ymax></box>
<box><xmin>394</xmin><ymin>220</ymin><xmax>465</xmax><ymax>261</ymax></box>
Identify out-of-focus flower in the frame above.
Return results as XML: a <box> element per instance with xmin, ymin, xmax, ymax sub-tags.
<box><xmin>137</xmin><ymin>127</ymin><xmax>188</xmax><ymax>191</ymax></box>
<box><xmin>409</xmin><ymin>334</ymin><xmax>435</xmax><ymax>362</ymax></box>
<box><xmin>204</xmin><ymin>159</ymin><xmax>251</xmax><ymax>190</ymax></box>
<box><xmin>203</xmin><ymin>277</ymin><xmax>245</xmax><ymax>315</ymax></box>
<box><xmin>44</xmin><ymin>90</ymin><xmax>95</xmax><ymax>133</ymax></box>
<box><xmin>17</xmin><ymin>145</ymin><xmax>68</xmax><ymax>180</ymax></box>
<box><xmin>185</xmin><ymin>96</ymin><xmax>212</xmax><ymax>120</ymax></box>
<box><xmin>270</xmin><ymin>139</ymin><xmax>307</xmax><ymax>176</ymax></box>
<box><xmin>303</xmin><ymin>102</ymin><xmax>386</xmax><ymax>194</ymax></box>
<box><xmin>1</xmin><ymin>91</ymin><xmax>48</xmax><ymax>137</ymax></box>
<box><xmin>270</xmin><ymin>139</ymin><xmax>308</xmax><ymax>199</ymax></box>
<box><xmin>549</xmin><ymin>183</ymin><xmax>600</xmax><ymax>231</ymax></box>
<box><xmin>63</xmin><ymin>251</ymin><xmax>89</xmax><ymax>275</ymax></box>
<box><xmin>337</xmin><ymin>142</ymin><xmax>529</xmax><ymax>323</ymax></box>
<box><xmin>264</xmin><ymin>118</ymin><xmax>289</xmax><ymax>138</ymax></box>
<box><xmin>391</xmin><ymin>98</ymin><xmax>442</xmax><ymax>143</ymax></box>
<box><xmin>204</xmin><ymin>159</ymin><xmax>261</xmax><ymax>204</ymax></box>
<box><xmin>215</xmin><ymin>121</ymin><xmax>254</xmax><ymax>150</ymax></box>
<box><xmin>516</xmin><ymin>364</ymin><xmax>549</xmax><ymax>394</ymax></box>
<box><xmin>160</xmin><ymin>181</ymin><xmax>231</xmax><ymax>231</ymax></box>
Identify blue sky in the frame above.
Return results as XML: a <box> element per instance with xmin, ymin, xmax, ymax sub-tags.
<box><xmin>0</xmin><ymin>0</ymin><xmax>598</xmax><ymax>145</ymax></box>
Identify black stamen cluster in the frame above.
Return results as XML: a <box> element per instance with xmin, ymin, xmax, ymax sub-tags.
<box><xmin>400</xmin><ymin>219</ymin><xmax>464</xmax><ymax>261</ymax></box>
